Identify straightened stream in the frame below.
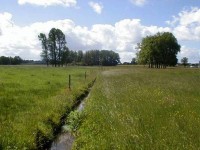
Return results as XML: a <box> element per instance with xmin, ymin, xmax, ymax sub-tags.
<box><xmin>49</xmin><ymin>80</ymin><xmax>95</xmax><ymax>150</ymax></box>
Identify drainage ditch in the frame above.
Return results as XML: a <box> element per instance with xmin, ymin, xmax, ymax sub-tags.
<box><xmin>41</xmin><ymin>78</ymin><xmax>96</xmax><ymax>150</ymax></box>
<box><xmin>50</xmin><ymin>90</ymin><xmax>91</xmax><ymax>150</ymax></box>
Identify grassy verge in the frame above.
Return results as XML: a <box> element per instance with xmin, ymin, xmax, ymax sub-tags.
<box><xmin>0</xmin><ymin>66</ymin><xmax>96</xmax><ymax>149</ymax></box>
<box><xmin>74</xmin><ymin>66</ymin><xmax>200</xmax><ymax>149</ymax></box>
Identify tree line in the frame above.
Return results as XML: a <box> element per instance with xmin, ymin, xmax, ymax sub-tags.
<box><xmin>39</xmin><ymin>28</ymin><xmax>120</xmax><ymax>66</ymax></box>
<box><xmin>0</xmin><ymin>56</ymin><xmax>23</xmax><ymax>65</ymax></box>
<box><xmin>137</xmin><ymin>32</ymin><xmax>181</xmax><ymax>68</ymax></box>
<box><xmin>83</xmin><ymin>50</ymin><xmax>120</xmax><ymax>66</ymax></box>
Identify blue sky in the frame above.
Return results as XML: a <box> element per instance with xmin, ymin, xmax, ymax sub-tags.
<box><xmin>0</xmin><ymin>0</ymin><xmax>200</xmax><ymax>63</ymax></box>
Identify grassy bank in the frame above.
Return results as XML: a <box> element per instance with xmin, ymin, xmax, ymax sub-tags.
<box><xmin>0</xmin><ymin>66</ymin><xmax>96</xmax><ymax>149</ymax></box>
<box><xmin>74</xmin><ymin>66</ymin><xmax>200</xmax><ymax>149</ymax></box>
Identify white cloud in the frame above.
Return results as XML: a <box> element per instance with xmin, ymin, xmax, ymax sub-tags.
<box><xmin>142</xmin><ymin>26</ymin><xmax>171</xmax><ymax>37</ymax></box>
<box><xmin>18</xmin><ymin>0</ymin><xmax>77</xmax><ymax>7</ymax></box>
<box><xmin>89</xmin><ymin>1</ymin><xmax>103</xmax><ymax>14</ymax></box>
<box><xmin>0</xmin><ymin>12</ymin><xmax>14</xmax><ymax>31</ymax></box>
<box><xmin>165</xmin><ymin>7</ymin><xmax>200</xmax><ymax>63</ymax></box>
<box><xmin>173</xmin><ymin>26</ymin><xmax>192</xmax><ymax>41</ymax></box>
<box><xmin>178</xmin><ymin>46</ymin><xmax>200</xmax><ymax>63</ymax></box>
<box><xmin>0</xmin><ymin>10</ymin><xmax>199</xmax><ymax>63</ymax></box>
<box><xmin>166</xmin><ymin>16</ymin><xmax>179</xmax><ymax>27</ymax></box>
<box><xmin>178</xmin><ymin>7</ymin><xmax>200</xmax><ymax>26</ymax></box>
<box><xmin>167</xmin><ymin>7</ymin><xmax>200</xmax><ymax>41</ymax></box>
<box><xmin>0</xmin><ymin>12</ymin><xmax>172</xmax><ymax>62</ymax></box>
<box><xmin>130</xmin><ymin>0</ymin><xmax>147</xmax><ymax>6</ymax></box>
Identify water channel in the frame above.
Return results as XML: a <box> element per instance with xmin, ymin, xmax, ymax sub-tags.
<box><xmin>50</xmin><ymin>94</ymin><xmax>89</xmax><ymax>150</ymax></box>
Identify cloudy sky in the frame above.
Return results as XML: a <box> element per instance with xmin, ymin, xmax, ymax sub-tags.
<box><xmin>0</xmin><ymin>0</ymin><xmax>200</xmax><ymax>63</ymax></box>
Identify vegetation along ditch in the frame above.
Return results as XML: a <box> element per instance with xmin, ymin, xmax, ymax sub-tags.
<box><xmin>0</xmin><ymin>66</ymin><xmax>97</xmax><ymax>149</ymax></box>
<box><xmin>50</xmin><ymin>86</ymin><xmax>92</xmax><ymax>150</ymax></box>
<box><xmin>38</xmin><ymin>78</ymin><xmax>96</xmax><ymax>150</ymax></box>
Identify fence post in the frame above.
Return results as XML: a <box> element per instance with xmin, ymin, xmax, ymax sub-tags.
<box><xmin>69</xmin><ymin>74</ymin><xmax>71</xmax><ymax>89</ymax></box>
<box><xmin>85</xmin><ymin>71</ymin><xmax>86</xmax><ymax>80</ymax></box>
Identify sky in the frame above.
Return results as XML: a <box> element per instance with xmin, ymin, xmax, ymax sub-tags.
<box><xmin>0</xmin><ymin>0</ymin><xmax>200</xmax><ymax>63</ymax></box>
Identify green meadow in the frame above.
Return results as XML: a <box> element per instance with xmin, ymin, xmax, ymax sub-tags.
<box><xmin>74</xmin><ymin>66</ymin><xmax>200</xmax><ymax>149</ymax></box>
<box><xmin>0</xmin><ymin>66</ymin><xmax>96</xmax><ymax>149</ymax></box>
<box><xmin>1</xmin><ymin>65</ymin><xmax>200</xmax><ymax>149</ymax></box>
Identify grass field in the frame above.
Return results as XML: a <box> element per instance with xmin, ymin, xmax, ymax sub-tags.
<box><xmin>0</xmin><ymin>66</ymin><xmax>96</xmax><ymax>149</ymax></box>
<box><xmin>74</xmin><ymin>66</ymin><xmax>200</xmax><ymax>149</ymax></box>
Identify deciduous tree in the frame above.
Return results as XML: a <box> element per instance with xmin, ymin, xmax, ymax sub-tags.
<box><xmin>38</xmin><ymin>28</ymin><xmax>68</xmax><ymax>67</ymax></box>
<box><xmin>137</xmin><ymin>32</ymin><xmax>180</xmax><ymax>68</ymax></box>
<box><xmin>38</xmin><ymin>33</ymin><xmax>49</xmax><ymax>66</ymax></box>
<box><xmin>181</xmin><ymin>57</ymin><xmax>188</xmax><ymax>67</ymax></box>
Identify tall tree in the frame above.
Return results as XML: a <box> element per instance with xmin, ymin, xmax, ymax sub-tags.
<box><xmin>77</xmin><ymin>50</ymin><xmax>83</xmax><ymax>64</ymax></box>
<box><xmin>48</xmin><ymin>28</ymin><xmax>57</xmax><ymax>67</ymax></box>
<box><xmin>39</xmin><ymin>28</ymin><xmax>68</xmax><ymax>67</ymax></box>
<box><xmin>137</xmin><ymin>32</ymin><xmax>181</xmax><ymax>68</ymax></box>
<box><xmin>131</xmin><ymin>58</ymin><xmax>137</xmax><ymax>64</ymax></box>
<box><xmin>13</xmin><ymin>56</ymin><xmax>23</xmax><ymax>65</ymax></box>
<box><xmin>38</xmin><ymin>33</ymin><xmax>49</xmax><ymax>66</ymax></box>
<box><xmin>38</xmin><ymin>29</ymin><xmax>120</xmax><ymax>67</ymax></box>
<box><xmin>181</xmin><ymin>57</ymin><xmax>188</xmax><ymax>67</ymax></box>
<box><xmin>56</xmin><ymin>29</ymin><xmax>66</xmax><ymax>66</ymax></box>
<box><xmin>158</xmin><ymin>32</ymin><xmax>180</xmax><ymax>68</ymax></box>
<box><xmin>61</xmin><ymin>46</ymin><xmax>69</xmax><ymax>66</ymax></box>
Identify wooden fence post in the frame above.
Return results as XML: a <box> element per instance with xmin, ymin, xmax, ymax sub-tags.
<box><xmin>69</xmin><ymin>74</ymin><xmax>71</xmax><ymax>89</ymax></box>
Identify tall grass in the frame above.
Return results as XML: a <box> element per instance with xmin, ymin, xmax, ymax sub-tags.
<box><xmin>74</xmin><ymin>66</ymin><xmax>200</xmax><ymax>149</ymax></box>
<box><xmin>0</xmin><ymin>66</ymin><xmax>96</xmax><ymax>149</ymax></box>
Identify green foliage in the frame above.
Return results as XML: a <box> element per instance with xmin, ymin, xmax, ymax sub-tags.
<box><xmin>39</xmin><ymin>28</ymin><xmax>67</xmax><ymax>67</ymax></box>
<box><xmin>0</xmin><ymin>66</ymin><xmax>96</xmax><ymax>149</ymax></box>
<box><xmin>131</xmin><ymin>58</ymin><xmax>137</xmax><ymax>64</ymax></box>
<box><xmin>38</xmin><ymin>33</ymin><xmax>49</xmax><ymax>66</ymax></box>
<box><xmin>137</xmin><ymin>32</ymin><xmax>181</xmax><ymax>68</ymax></box>
<box><xmin>39</xmin><ymin>29</ymin><xmax>120</xmax><ymax>67</ymax></box>
<box><xmin>74</xmin><ymin>66</ymin><xmax>200</xmax><ymax>149</ymax></box>
<box><xmin>181</xmin><ymin>57</ymin><xmax>188</xmax><ymax>67</ymax></box>
<box><xmin>63</xmin><ymin>111</ymin><xmax>85</xmax><ymax>134</ymax></box>
<box><xmin>0</xmin><ymin>56</ymin><xmax>23</xmax><ymax>65</ymax></box>
<box><xmin>83</xmin><ymin>50</ymin><xmax>120</xmax><ymax>66</ymax></box>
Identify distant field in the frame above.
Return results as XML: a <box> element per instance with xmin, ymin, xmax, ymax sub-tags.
<box><xmin>74</xmin><ymin>66</ymin><xmax>200</xmax><ymax>149</ymax></box>
<box><xmin>0</xmin><ymin>66</ymin><xmax>96</xmax><ymax>149</ymax></box>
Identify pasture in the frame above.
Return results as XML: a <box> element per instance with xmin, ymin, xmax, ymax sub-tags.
<box><xmin>1</xmin><ymin>65</ymin><xmax>200</xmax><ymax>149</ymax></box>
<box><xmin>74</xmin><ymin>66</ymin><xmax>200</xmax><ymax>149</ymax></box>
<box><xmin>0</xmin><ymin>66</ymin><xmax>96</xmax><ymax>149</ymax></box>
